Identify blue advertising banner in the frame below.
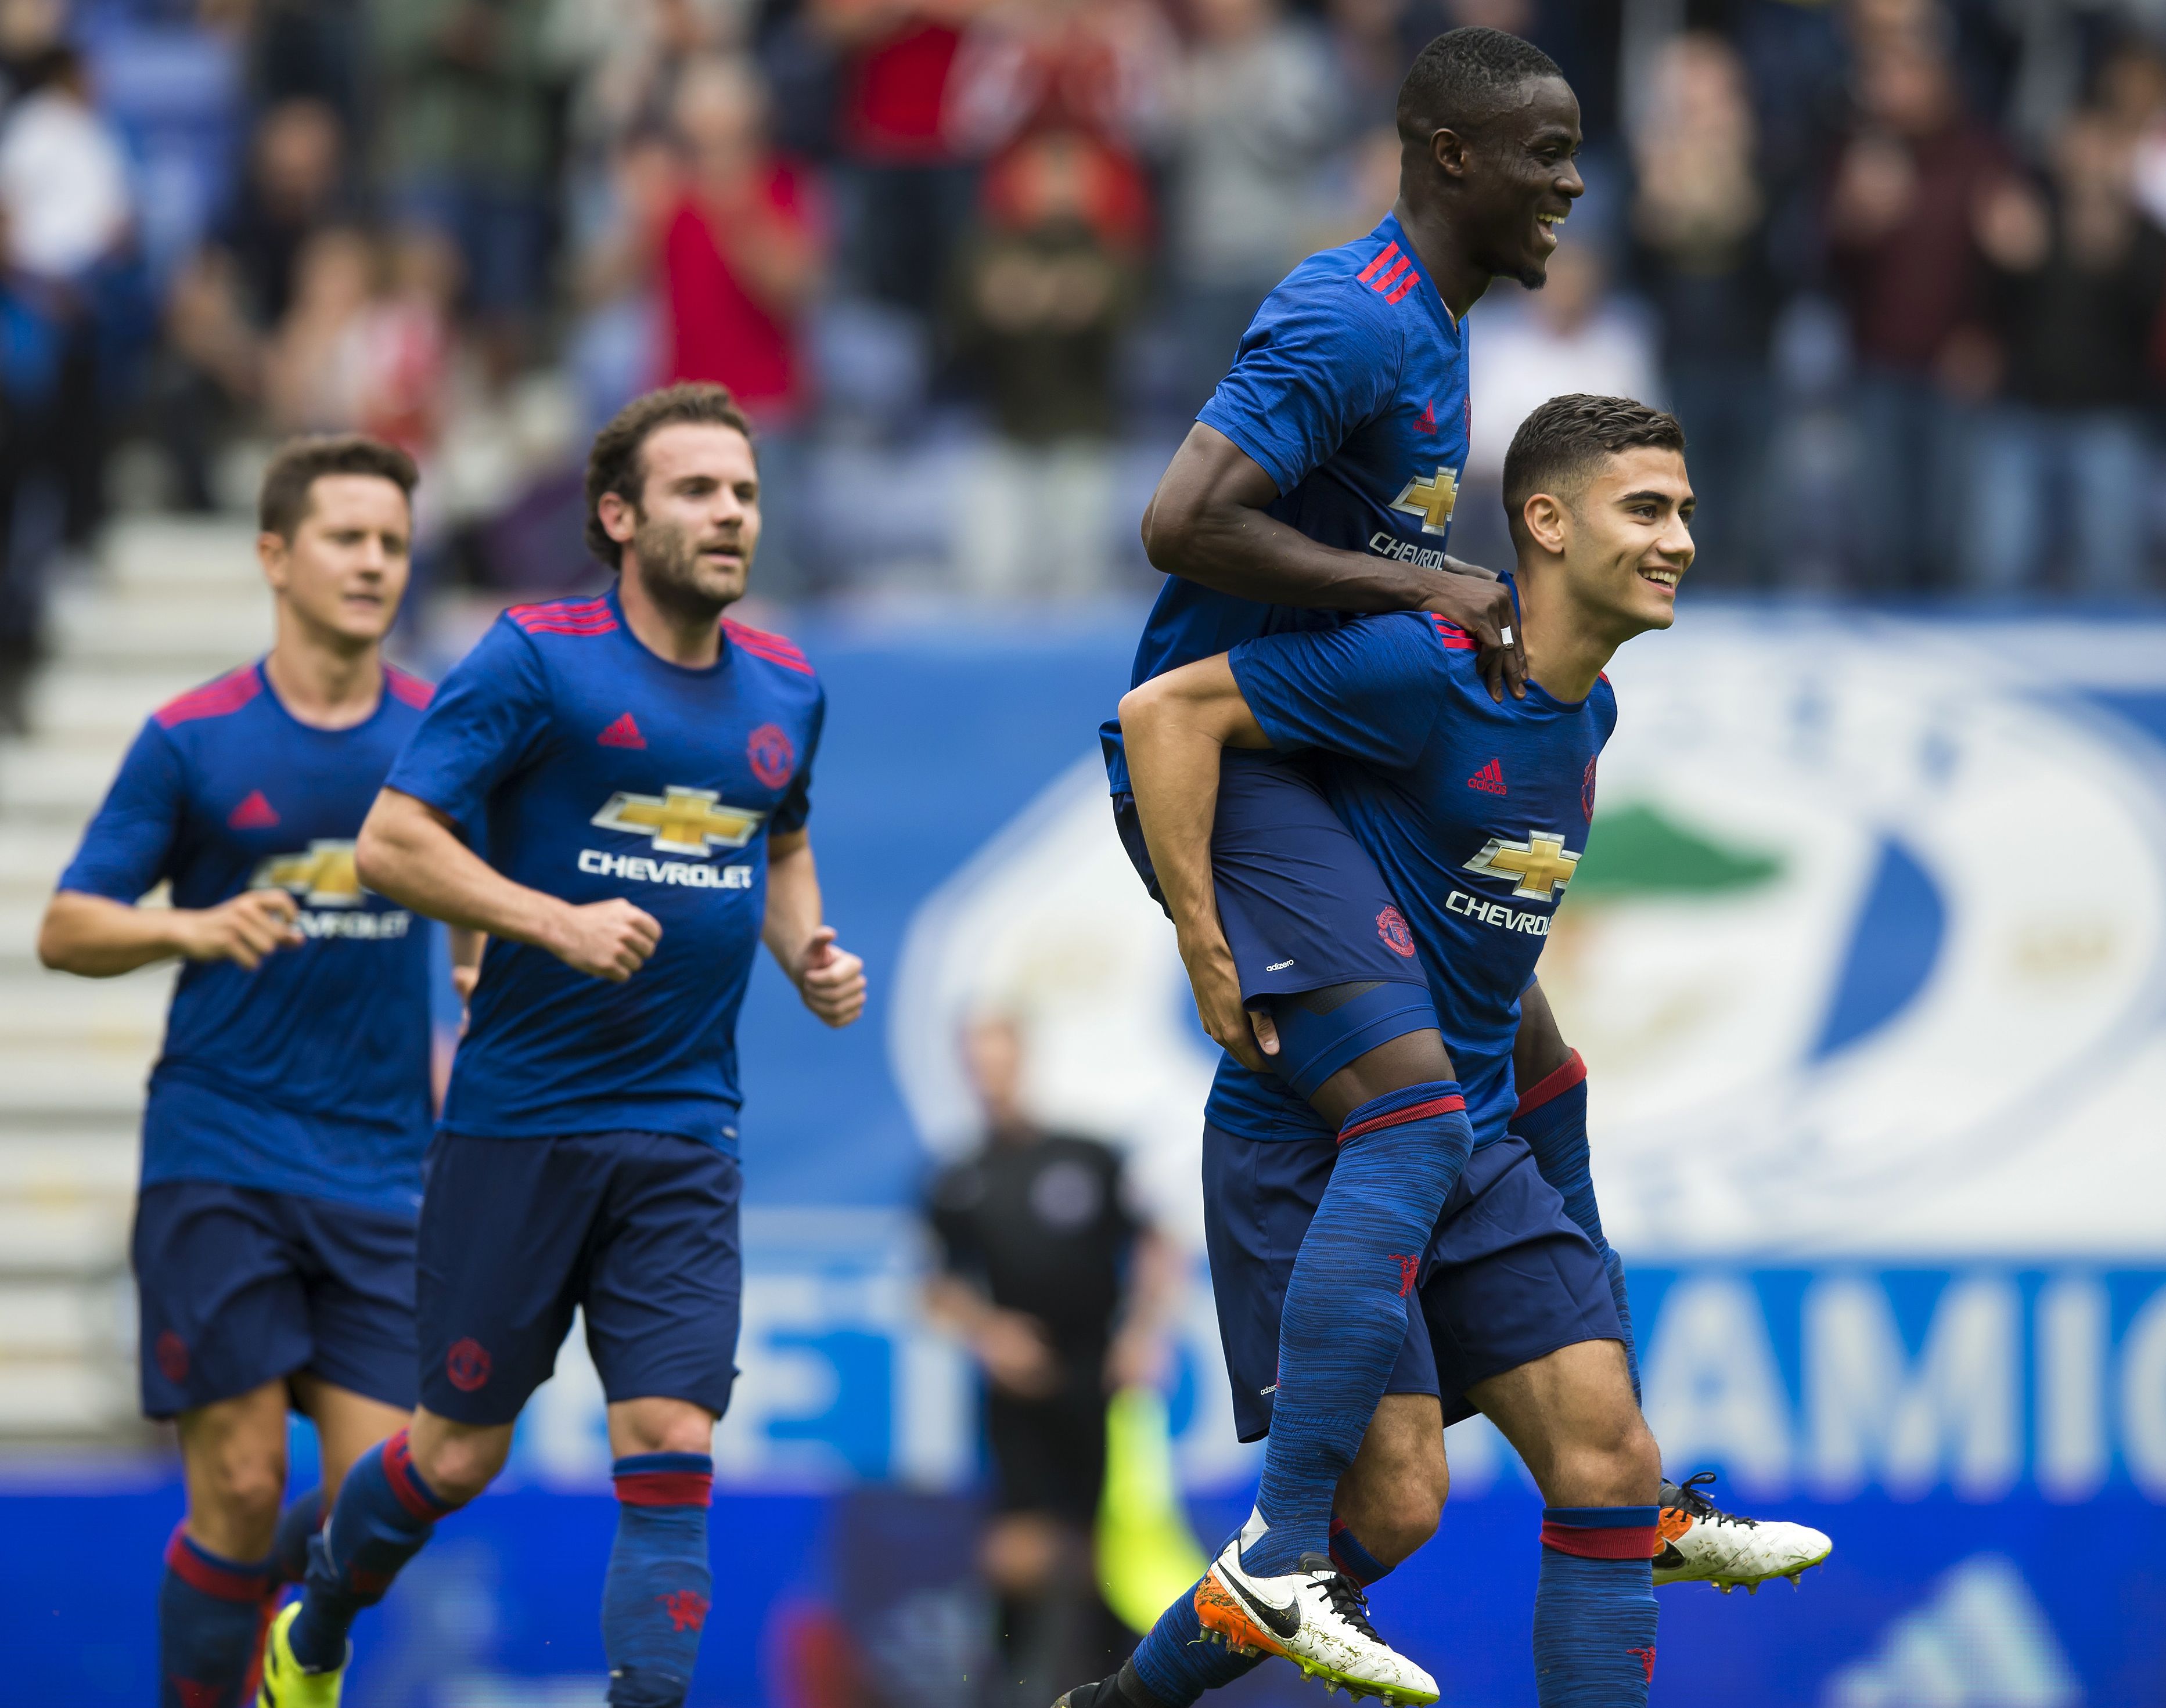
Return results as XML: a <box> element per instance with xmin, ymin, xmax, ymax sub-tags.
<box><xmin>5</xmin><ymin>606</ymin><xmax>2164</xmax><ymax>1706</ymax></box>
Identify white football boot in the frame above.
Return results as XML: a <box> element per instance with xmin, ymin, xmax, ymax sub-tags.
<box><xmin>1653</xmin><ymin>1471</ymin><xmax>1832</xmax><ymax>1592</ymax></box>
<box><xmin>1194</xmin><ymin>1522</ymin><xmax>1438</xmax><ymax>1705</ymax></box>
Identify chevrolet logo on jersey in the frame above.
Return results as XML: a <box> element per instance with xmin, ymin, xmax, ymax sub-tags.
<box><xmin>1390</xmin><ymin>466</ymin><xmax>1459</xmax><ymax>535</ymax></box>
<box><xmin>250</xmin><ymin>841</ymin><xmax>366</xmax><ymax>907</ymax></box>
<box><xmin>1463</xmin><ymin>832</ymin><xmax>1579</xmax><ymax>901</ymax></box>
<box><xmin>591</xmin><ymin>787</ymin><xmax>764</xmax><ymax>857</ymax></box>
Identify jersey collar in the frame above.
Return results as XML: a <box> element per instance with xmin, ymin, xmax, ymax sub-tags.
<box><xmin>1373</xmin><ymin>213</ymin><xmax>1456</xmax><ymax>330</ymax></box>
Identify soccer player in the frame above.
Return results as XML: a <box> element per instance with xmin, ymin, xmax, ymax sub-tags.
<box><xmin>1122</xmin><ymin>395</ymin><xmax>1716</xmax><ymax>1705</ymax></box>
<box><xmin>38</xmin><ymin>437</ymin><xmax>445</xmax><ymax>1708</ymax></box>
<box><xmin>255</xmin><ymin>383</ymin><xmax>866</xmax><ymax>1708</ymax></box>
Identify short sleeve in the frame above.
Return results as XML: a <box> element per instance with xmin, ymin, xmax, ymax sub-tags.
<box><xmin>771</xmin><ymin>688</ymin><xmax>824</xmax><ymax>838</ymax></box>
<box><xmin>1196</xmin><ymin>284</ymin><xmax>1399</xmax><ymax>496</ymax></box>
<box><xmin>57</xmin><ymin>722</ymin><xmax>185</xmax><ymax>902</ymax></box>
<box><xmin>384</xmin><ymin>617</ymin><xmax>553</xmax><ymax>827</ymax></box>
<box><xmin>1229</xmin><ymin>614</ymin><xmax>1453</xmax><ymax>770</ymax></box>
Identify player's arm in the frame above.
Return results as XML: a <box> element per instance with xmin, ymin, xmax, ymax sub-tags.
<box><xmin>1141</xmin><ymin>423</ymin><xmax>1526</xmax><ymax>701</ymax></box>
<box><xmin>762</xmin><ymin>828</ymin><xmax>866</xmax><ymax>1028</ymax></box>
<box><xmin>38</xmin><ymin>888</ymin><xmax>303</xmax><ymax>978</ymax></box>
<box><xmin>355</xmin><ymin>788</ymin><xmax>661</xmax><ymax>982</ymax></box>
<box><xmin>1117</xmin><ymin>655</ymin><xmax>1277</xmax><ymax>1072</ymax></box>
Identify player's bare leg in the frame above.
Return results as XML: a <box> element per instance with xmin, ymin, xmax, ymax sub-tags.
<box><xmin>161</xmin><ymin>1381</ymin><xmax>288</xmax><ymax>1707</ymax></box>
<box><xmin>1469</xmin><ymin>1341</ymin><xmax>1661</xmax><ymax>1705</ymax></box>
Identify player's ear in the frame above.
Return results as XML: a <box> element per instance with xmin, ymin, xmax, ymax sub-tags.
<box><xmin>596</xmin><ymin>489</ymin><xmax>639</xmax><ymax>546</ymax></box>
<box><xmin>1521</xmin><ymin>493</ymin><xmax>1568</xmax><ymax>557</ymax></box>
<box><xmin>256</xmin><ymin>529</ymin><xmax>290</xmax><ymax>590</ymax></box>
<box><xmin>1429</xmin><ymin>125</ymin><xmax>1471</xmax><ymax>179</ymax></box>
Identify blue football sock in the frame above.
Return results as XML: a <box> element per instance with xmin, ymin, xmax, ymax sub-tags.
<box><xmin>604</xmin><ymin>1453</ymin><xmax>714</xmax><ymax>1708</ymax></box>
<box><xmin>271</xmin><ymin>1486</ymin><xmax>324</xmax><ymax>1586</ymax></box>
<box><xmin>1533</xmin><ymin>1507</ymin><xmax>1660</xmax><ymax>1707</ymax></box>
<box><xmin>1129</xmin><ymin>1577</ymin><xmax>1262</xmax><ymax>1706</ymax></box>
<box><xmin>1242</xmin><ymin>1082</ymin><xmax>1473</xmax><ymax>1576</ymax></box>
<box><xmin>290</xmin><ymin>1429</ymin><xmax>462</xmax><ymax>1671</ymax></box>
<box><xmin>1327</xmin><ymin>1518</ymin><xmax>1393</xmax><ymax>1586</ymax></box>
<box><xmin>159</xmin><ymin>1525</ymin><xmax>274</xmax><ymax>1708</ymax></box>
<box><xmin>1511</xmin><ymin>1053</ymin><xmax>1640</xmax><ymax>1404</ymax></box>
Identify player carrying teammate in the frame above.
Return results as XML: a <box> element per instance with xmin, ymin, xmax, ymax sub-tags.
<box><xmin>1123</xmin><ymin>395</ymin><xmax>1718</xmax><ymax>1705</ymax></box>
<box><xmin>1079</xmin><ymin>27</ymin><xmax>1828</xmax><ymax>1708</ymax></box>
<box><xmin>39</xmin><ymin>438</ymin><xmax>445</xmax><ymax>1708</ymax></box>
<box><xmin>255</xmin><ymin>383</ymin><xmax>867</xmax><ymax>1708</ymax></box>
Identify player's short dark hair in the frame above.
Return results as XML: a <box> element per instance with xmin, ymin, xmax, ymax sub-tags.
<box><xmin>1397</xmin><ymin>26</ymin><xmax>1564</xmax><ymax>142</ymax></box>
<box><xmin>258</xmin><ymin>435</ymin><xmax>418</xmax><ymax>540</ymax></box>
<box><xmin>585</xmin><ymin>382</ymin><xmax>756</xmax><ymax>568</ymax></box>
<box><xmin>1502</xmin><ymin>395</ymin><xmax>1686</xmax><ymax>526</ymax></box>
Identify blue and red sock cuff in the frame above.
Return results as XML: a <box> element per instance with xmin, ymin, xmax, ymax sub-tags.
<box><xmin>1326</xmin><ymin>1518</ymin><xmax>1391</xmax><ymax>1587</ymax></box>
<box><xmin>1512</xmin><ymin>1050</ymin><xmax>1586</xmax><ymax>1123</ymax></box>
<box><xmin>1539</xmin><ymin>1505</ymin><xmax>1660</xmax><ymax>1561</ymax></box>
<box><xmin>1339</xmin><ymin>1080</ymin><xmax>1466</xmax><ymax>1147</ymax></box>
<box><xmin>164</xmin><ymin>1525</ymin><xmax>275</xmax><ymax>1603</ymax></box>
<box><xmin>381</xmin><ymin>1429</ymin><xmax>462</xmax><ymax>1521</ymax></box>
<box><xmin>613</xmin><ymin>1451</ymin><xmax>714</xmax><ymax>1508</ymax></box>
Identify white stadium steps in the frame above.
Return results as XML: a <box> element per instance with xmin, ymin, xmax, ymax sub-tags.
<box><xmin>0</xmin><ymin>517</ymin><xmax>264</xmax><ymax>1444</ymax></box>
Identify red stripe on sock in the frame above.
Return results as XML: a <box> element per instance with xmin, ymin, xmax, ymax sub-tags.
<box><xmin>1539</xmin><ymin>1521</ymin><xmax>1660</xmax><ymax>1559</ymax></box>
<box><xmin>614</xmin><ymin>1471</ymin><xmax>714</xmax><ymax>1508</ymax></box>
<box><xmin>1339</xmin><ymin>1094</ymin><xmax>1465</xmax><ymax>1147</ymax></box>
<box><xmin>163</xmin><ymin>1525</ymin><xmax>271</xmax><ymax>1603</ymax></box>
<box><xmin>1514</xmin><ymin>1050</ymin><xmax>1586</xmax><ymax>1117</ymax></box>
<box><xmin>380</xmin><ymin>1430</ymin><xmax>447</xmax><ymax>1520</ymax></box>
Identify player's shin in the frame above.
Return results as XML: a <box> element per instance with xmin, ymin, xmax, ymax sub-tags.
<box><xmin>1326</xmin><ymin>1518</ymin><xmax>1393</xmax><ymax>1586</ymax></box>
<box><xmin>159</xmin><ymin>1523</ymin><xmax>276</xmax><ymax>1708</ymax></box>
<box><xmin>288</xmin><ymin>1430</ymin><xmax>465</xmax><ymax>1672</ymax></box>
<box><xmin>1510</xmin><ymin>1054</ymin><xmax>1639</xmax><ymax>1404</ymax></box>
<box><xmin>603</xmin><ymin>1453</ymin><xmax>715</xmax><ymax>1708</ymax></box>
<box><xmin>1532</xmin><ymin>1509</ymin><xmax>1659</xmax><ymax>1708</ymax></box>
<box><xmin>1241</xmin><ymin>1083</ymin><xmax>1471</xmax><ymax>1576</ymax></box>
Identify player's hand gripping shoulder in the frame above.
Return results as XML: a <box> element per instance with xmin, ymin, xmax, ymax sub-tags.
<box><xmin>1118</xmin><ymin>657</ymin><xmax>1279</xmax><ymax>1075</ymax></box>
<box><xmin>764</xmin><ymin>828</ymin><xmax>866</xmax><ymax>1028</ymax></box>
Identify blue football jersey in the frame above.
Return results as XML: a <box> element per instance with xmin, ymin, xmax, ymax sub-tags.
<box><xmin>1208</xmin><ymin>607</ymin><xmax>1615</xmax><ymax>1148</ymax></box>
<box><xmin>384</xmin><ymin>590</ymin><xmax>823</xmax><ymax>1150</ymax></box>
<box><xmin>57</xmin><ymin>661</ymin><xmax>441</xmax><ymax>1214</ymax></box>
<box><xmin>1102</xmin><ymin>214</ymin><xmax>1471</xmax><ymax>794</ymax></box>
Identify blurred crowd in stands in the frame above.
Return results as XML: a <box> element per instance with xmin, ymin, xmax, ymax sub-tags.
<box><xmin>0</xmin><ymin>0</ymin><xmax>2161</xmax><ymax>689</ymax></box>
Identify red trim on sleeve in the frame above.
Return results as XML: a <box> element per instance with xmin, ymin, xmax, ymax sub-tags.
<box><xmin>1513</xmin><ymin>1050</ymin><xmax>1587</xmax><ymax>1118</ymax></box>
<box><xmin>384</xmin><ymin>665</ymin><xmax>434</xmax><ymax>708</ymax></box>
<box><xmin>154</xmin><ymin>665</ymin><xmax>263</xmax><ymax>729</ymax></box>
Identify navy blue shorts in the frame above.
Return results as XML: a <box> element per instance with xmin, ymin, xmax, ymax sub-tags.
<box><xmin>132</xmin><ymin>1181</ymin><xmax>419</xmax><ymax>1420</ymax></box>
<box><xmin>1201</xmin><ymin>1127</ymin><xmax>1620</xmax><ymax>1439</ymax></box>
<box><xmin>1113</xmin><ymin>751</ymin><xmax>1436</xmax><ymax>1094</ymax></box>
<box><xmin>416</xmin><ymin>1129</ymin><xmax>742</xmax><ymax>1426</ymax></box>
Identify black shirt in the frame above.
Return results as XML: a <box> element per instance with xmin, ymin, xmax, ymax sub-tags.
<box><xmin>926</xmin><ymin>1130</ymin><xmax>1139</xmax><ymax>1368</ymax></box>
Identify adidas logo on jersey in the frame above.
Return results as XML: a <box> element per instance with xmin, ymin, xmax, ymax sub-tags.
<box><xmin>1467</xmin><ymin>759</ymin><xmax>1506</xmax><ymax>794</ymax></box>
<box><xmin>228</xmin><ymin>790</ymin><xmax>280</xmax><ymax>829</ymax></box>
<box><xmin>598</xmin><ymin>712</ymin><xmax>646</xmax><ymax>749</ymax></box>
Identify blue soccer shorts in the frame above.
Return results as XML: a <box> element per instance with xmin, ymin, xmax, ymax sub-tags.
<box><xmin>1113</xmin><ymin>749</ymin><xmax>1438</xmax><ymax>1096</ymax></box>
<box><xmin>415</xmin><ymin>1129</ymin><xmax>742</xmax><ymax>1426</ymax></box>
<box><xmin>132</xmin><ymin>1180</ymin><xmax>419</xmax><ymax>1420</ymax></box>
<box><xmin>1201</xmin><ymin>1126</ymin><xmax>1622</xmax><ymax>1440</ymax></box>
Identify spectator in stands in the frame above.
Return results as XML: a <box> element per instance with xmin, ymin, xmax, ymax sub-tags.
<box><xmin>372</xmin><ymin>0</ymin><xmax>563</xmax><ymax>359</ymax></box>
<box><xmin>1629</xmin><ymin>33</ymin><xmax>1787</xmax><ymax>586</ymax></box>
<box><xmin>949</xmin><ymin>127</ymin><xmax>1140</xmax><ymax>597</ymax></box>
<box><xmin>1825</xmin><ymin>27</ymin><xmax>2012</xmax><ymax>589</ymax></box>
<box><xmin>924</xmin><ymin>1012</ymin><xmax>1175</xmax><ymax>1708</ymax></box>
<box><xmin>1967</xmin><ymin>109</ymin><xmax>2166</xmax><ymax>594</ymax></box>
<box><xmin>1456</xmin><ymin>242</ymin><xmax>1659</xmax><ymax>572</ymax></box>
<box><xmin>661</xmin><ymin>55</ymin><xmax>826</xmax><ymax>596</ymax></box>
<box><xmin>1165</xmin><ymin>0</ymin><xmax>1341</xmax><ymax>409</ymax></box>
<box><xmin>814</xmin><ymin>0</ymin><xmax>998</xmax><ymax>320</ymax></box>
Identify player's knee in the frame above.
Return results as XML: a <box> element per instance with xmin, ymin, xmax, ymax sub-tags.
<box><xmin>198</xmin><ymin>1448</ymin><xmax>287</xmax><ymax>1538</ymax></box>
<box><xmin>409</xmin><ymin>1425</ymin><xmax>510</xmax><ymax>1507</ymax></box>
<box><xmin>611</xmin><ymin>1398</ymin><xmax>718</xmax><ymax>1458</ymax></box>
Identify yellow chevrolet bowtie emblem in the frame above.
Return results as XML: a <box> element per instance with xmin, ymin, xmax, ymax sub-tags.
<box><xmin>1464</xmin><ymin>832</ymin><xmax>1579</xmax><ymax>900</ymax></box>
<box><xmin>250</xmin><ymin>841</ymin><xmax>365</xmax><ymax>907</ymax></box>
<box><xmin>591</xmin><ymin>787</ymin><xmax>764</xmax><ymax>857</ymax></box>
<box><xmin>1390</xmin><ymin>466</ymin><xmax>1459</xmax><ymax>535</ymax></box>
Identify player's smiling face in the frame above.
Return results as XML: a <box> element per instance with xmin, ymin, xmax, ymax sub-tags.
<box><xmin>1563</xmin><ymin>446</ymin><xmax>1695</xmax><ymax>632</ymax></box>
<box><xmin>1466</xmin><ymin>76</ymin><xmax>1583</xmax><ymax>290</ymax></box>
<box><xmin>260</xmin><ymin>473</ymin><xmax>412</xmax><ymax>648</ymax></box>
<box><xmin>614</xmin><ymin>421</ymin><xmax>762</xmax><ymax>615</ymax></box>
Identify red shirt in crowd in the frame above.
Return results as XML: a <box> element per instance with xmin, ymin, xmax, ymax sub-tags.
<box><xmin>661</xmin><ymin>161</ymin><xmax>816</xmax><ymax>422</ymax></box>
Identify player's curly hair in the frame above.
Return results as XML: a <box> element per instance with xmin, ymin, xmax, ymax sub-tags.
<box><xmin>584</xmin><ymin>382</ymin><xmax>755</xmax><ymax>568</ymax></box>
<box><xmin>1397</xmin><ymin>26</ymin><xmax>1564</xmax><ymax>142</ymax></box>
<box><xmin>1502</xmin><ymin>395</ymin><xmax>1685</xmax><ymax>529</ymax></box>
<box><xmin>258</xmin><ymin>435</ymin><xmax>418</xmax><ymax>540</ymax></box>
